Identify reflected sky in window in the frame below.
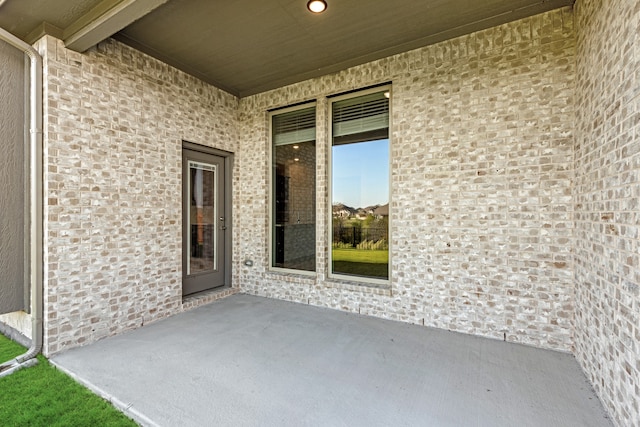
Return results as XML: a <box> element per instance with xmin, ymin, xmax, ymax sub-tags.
<box><xmin>332</xmin><ymin>139</ymin><xmax>389</xmax><ymax>208</ymax></box>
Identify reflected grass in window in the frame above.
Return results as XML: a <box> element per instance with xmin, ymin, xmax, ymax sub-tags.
<box><xmin>332</xmin><ymin>248</ymin><xmax>388</xmax><ymax>279</ymax></box>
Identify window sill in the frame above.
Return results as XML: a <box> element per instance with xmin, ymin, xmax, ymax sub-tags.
<box><xmin>324</xmin><ymin>276</ymin><xmax>392</xmax><ymax>295</ymax></box>
<box><xmin>264</xmin><ymin>269</ymin><xmax>392</xmax><ymax>296</ymax></box>
<box><xmin>266</xmin><ymin>268</ymin><xmax>317</xmax><ymax>281</ymax></box>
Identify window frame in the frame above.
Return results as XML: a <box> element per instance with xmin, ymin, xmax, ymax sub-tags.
<box><xmin>268</xmin><ymin>102</ymin><xmax>318</xmax><ymax>276</ymax></box>
<box><xmin>327</xmin><ymin>85</ymin><xmax>392</xmax><ymax>285</ymax></box>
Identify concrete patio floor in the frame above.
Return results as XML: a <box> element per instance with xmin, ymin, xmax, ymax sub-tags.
<box><xmin>52</xmin><ymin>294</ymin><xmax>611</xmax><ymax>427</ymax></box>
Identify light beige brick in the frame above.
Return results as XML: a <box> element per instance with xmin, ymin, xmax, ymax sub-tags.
<box><xmin>238</xmin><ymin>8</ymin><xmax>576</xmax><ymax>352</ymax></box>
<box><xmin>574</xmin><ymin>1</ymin><xmax>640</xmax><ymax>426</ymax></box>
<box><xmin>38</xmin><ymin>36</ymin><xmax>239</xmax><ymax>356</ymax></box>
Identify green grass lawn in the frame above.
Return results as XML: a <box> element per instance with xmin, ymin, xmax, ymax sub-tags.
<box><xmin>332</xmin><ymin>248</ymin><xmax>388</xmax><ymax>278</ymax></box>
<box><xmin>0</xmin><ymin>334</ymin><xmax>137</xmax><ymax>427</ymax></box>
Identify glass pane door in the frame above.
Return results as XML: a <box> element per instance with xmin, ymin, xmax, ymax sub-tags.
<box><xmin>188</xmin><ymin>160</ymin><xmax>217</xmax><ymax>276</ymax></box>
<box><xmin>182</xmin><ymin>148</ymin><xmax>226</xmax><ymax>296</ymax></box>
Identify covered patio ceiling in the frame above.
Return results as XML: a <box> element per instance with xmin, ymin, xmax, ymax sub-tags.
<box><xmin>0</xmin><ymin>0</ymin><xmax>573</xmax><ymax>97</ymax></box>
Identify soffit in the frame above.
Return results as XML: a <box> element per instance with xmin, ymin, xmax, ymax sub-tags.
<box><xmin>0</xmin><ymin>0</ymin><xmax>574</xmax><ymax>98</ymax></box>
<box><xmin>0</xmin><ymin>0</ymin><xmax>101</xmax><ymax>38</ymax></box>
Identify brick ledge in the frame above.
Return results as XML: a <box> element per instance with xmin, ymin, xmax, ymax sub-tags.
<box><xmin>182</xmin><ymin>287</ymin><xmax>241</xmax><ymax>311</ymax></box>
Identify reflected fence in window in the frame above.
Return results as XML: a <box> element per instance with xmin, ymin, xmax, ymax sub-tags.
<box><xmin>332</xmin><ymin>225</ymin><xmax>388</xmax><ymax>249</ymax></box>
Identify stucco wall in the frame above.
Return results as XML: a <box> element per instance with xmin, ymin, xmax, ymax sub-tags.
<box><xmin>238</xmin><ymin>7</ymin><xmax>576</xmax><ymax>351</ymax></box>
<box><xmin>574</xmin><ymin>1</ymin><xmax>640</xmax><ymax>426</ymax></box>
<box><xmin>0</xmin><ymin>38</ymin><xmax>27</xmax><ymax>316</ymax></box>
<box><xmin>39</xmin><ymin>36</ymin><xmax>239</xmax><ymax>355</ymax></box>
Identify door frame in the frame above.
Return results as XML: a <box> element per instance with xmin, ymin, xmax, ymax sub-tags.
<box><xmin>182</xmin><ymin>141</ymin><xmax>234</xmax><ymax>294</ymax></box>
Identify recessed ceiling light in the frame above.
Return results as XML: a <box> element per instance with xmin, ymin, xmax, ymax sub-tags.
<box><xmin>293</xmin><ymin>145</ymin><xmax>300</xmax><ymax>149</ymax></box>
<box><xmin>307</xmin><ymin>0</ymin><xmax>327</xmax><ymax>13</ymax></box>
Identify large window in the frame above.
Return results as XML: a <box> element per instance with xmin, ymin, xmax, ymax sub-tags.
<box><xmin>270</xmin><ymin>104</ymin><xmax>316</xmax><ymax>272</ymax></box>
<box><xmin>330</xmin><ymin>87</ymin><xmax>390</xmax><ymax>281</ymax></box>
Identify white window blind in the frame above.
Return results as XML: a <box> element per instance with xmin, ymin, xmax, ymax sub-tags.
<box><xmin>332</xmin><ymin>91</ymin><xmax>389</xmax><ymax>140</ymax></box>
<box><xmin>272</xmin><ymin>106</ymin><xmax>316</xmax><ymax>146</ymax></box>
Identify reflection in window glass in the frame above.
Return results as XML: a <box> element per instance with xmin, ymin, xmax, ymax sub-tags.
<box><xmin>271</xmin><ymin>106</ymin><xmax>316</xmax><ymax>271</ymax></box>
<box><xmin>331</xmin><ymin>89</ymin><xmax>390</xmax><ymax>280</ymax></box>
<box><xmin>188</xmin><ymin>161</ymin><xmax>217</xmax><ymax>275</ymax></box>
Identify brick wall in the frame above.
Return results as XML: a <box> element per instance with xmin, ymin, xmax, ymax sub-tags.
<box><xmin>574</xmin><ymin>1</ymin><xmax>640</xmax><ymax>425</ymax></box>
<box><xmin>39</xmin><ymin>36</ymin><xmax>239</xmax><ymax>355</ymax></box>
<box><xmin>238</xmin><ymin>7</ymin><xmax>576</xmax><ymax>351</ymax></box>
<box><xmin>37</xmin><ymin>9</ymin><xmax>578</xmax><ymax>356</ymax></box>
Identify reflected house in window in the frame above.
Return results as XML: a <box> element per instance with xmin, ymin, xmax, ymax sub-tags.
<box><xmin>373</xmin><ymin>203</ymin><xmax>388</xmax><ymax>219</ymax></box>
<box><xmin>331</xmin><ymin>87</ymin><xmax>390</xmax><ymax>280</ymax></box>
